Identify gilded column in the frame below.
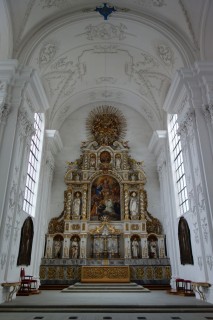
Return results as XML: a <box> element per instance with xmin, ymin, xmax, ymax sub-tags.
<box><xmin>81</xmin><ymin>184</ymin><xmax>87</xmax><ymax>220</ymax></box>
<box><xmin>124</xmin><ymin>184</ymin><xmax>129</xmax><ymax>220</ymax></box>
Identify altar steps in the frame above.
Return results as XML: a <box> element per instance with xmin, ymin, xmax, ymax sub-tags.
<box><xmin>61</xmin><ymin>282</ymin><xmax>150</xmax><ymax>293</ymax></box>
<box><xmin>39</xmin><ymin>283</ymin><xmax>170</xmax><ymax>291</ymax></box>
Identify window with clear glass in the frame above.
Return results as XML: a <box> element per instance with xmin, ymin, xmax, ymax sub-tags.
<box><xmin>169</xmin><ymin>114</ymin><xmax>189</xmax><ymax>216</ymax></box>
<box><xmin>23</xmin><ymin>113</ymin><xmax>43</xmax><ymax>216</ymax></box>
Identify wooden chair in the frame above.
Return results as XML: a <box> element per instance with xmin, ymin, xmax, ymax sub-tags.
<box><xmin>19</xmin><ymin>268</ymin><xmax>37</xmax><ymax>294</ymax></box>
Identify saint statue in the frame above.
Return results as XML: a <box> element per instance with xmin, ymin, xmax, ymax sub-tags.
<box><xmin>72</xmin><ymin>192</ymin><xmax>81</xmax><ymax>216</ymax></box>
<box><xmin>129</xmin><ymin>192</ymin><xmax>139</xmax><ymax>217</ymax></box>
<box><xmin>71</xmin><ymin>238</ymin><xmax>79</xmax><ymax>259</ymax></box>
<box><xmin>54</xmin><ymin>240</ymin><xmax>61</xmax><ymax>258</ymax></box>
<box><xmin>150</xmin><ymin>240</ymin><xmax>157</xmax><ymax>258</ymax></box>
<box><xmin>132</xmin><ymin>238</ymin><xmax>139</xmax><ymax>258</ymax></box>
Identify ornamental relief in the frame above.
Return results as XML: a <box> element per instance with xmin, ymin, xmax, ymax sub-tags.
<box><xmin>135</xmin><ymin>0</ymin><xmax>166</xmax><ymax>7</ymax></box>
<box><xmin>84</xmin><ymin>23</ymin><xmax>128</xmax><ymax>41</ymax></box>
<box><xmin>39</xmin><ymin>42</ymin><xmax>57</xmax><ymax>66</ymax></box>
<box><xmin>156</xmin><ymin>44</ymin><xmax>174</xmax><ymax>66</ymax></box>
<box><xmin>0</xmin><ymin>253</ymin><xmax>6</xmax><ymax>270</ymax></box>
<box><xmin>201</xmin><ymin>217</ymin><xmax>208</xmax><ymax>243</ymax></box>
<box><xmin>39</xmin><ymin>0</ymin><xmax>68</xmax><ymax>9</ymax></box>
<box><xmin>0</xmin><ymin>104</ymin><xmax>10</xmax><ymax>124</ymax></box>
<box><xmin>206</xmin><ymin>255</ymin><xmax>213</xmax><ymax>270</ymax></box>
<box><xmin>17</xmin><ymin>109</ymin><xmax>35</xmax><ymax>139</ymax></box>
<box><xmin>193</xmin><ymin>222</ymin><xmax>199</xmax><ymax>243</ymax></box>
<box><xmin>198</xmin><ymin>256</ymin><xmax>203</xmax><ymax>270</ymax></box>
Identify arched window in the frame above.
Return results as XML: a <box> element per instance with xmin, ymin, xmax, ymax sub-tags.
<box><xmin>169</xmin><ymin>114</ymin><xmax>189</xmax><ymax>217</ymax></box>
<box><xmin>23</xmin><ymin>113</ymin><xmax>44</xmax><ymax>217</ymax></box>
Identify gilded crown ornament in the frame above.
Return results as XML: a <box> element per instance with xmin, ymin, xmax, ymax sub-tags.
<box><xmin>86</xmin><ymin>105</ymin><xmax>127</xmax><ymax>146</ymax></box>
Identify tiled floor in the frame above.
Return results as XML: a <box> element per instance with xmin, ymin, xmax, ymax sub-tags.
<box><xmin>0</xmin><ymin>290</ymin><xmax>213</xmax><ymax>320</ymax></box>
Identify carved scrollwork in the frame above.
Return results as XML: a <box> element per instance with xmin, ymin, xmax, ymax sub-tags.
<box><xmin>48</xmin><ymin>212</ymin><xmax>65</xmax><ymax>234</ymax></box>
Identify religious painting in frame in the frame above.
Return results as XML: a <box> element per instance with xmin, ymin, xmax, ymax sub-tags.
<box><xmin>90</xmin><ymin>175</ymin><xmax>121</xmax><ymax>221</ymax></box>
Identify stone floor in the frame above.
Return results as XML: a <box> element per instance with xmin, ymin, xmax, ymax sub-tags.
<box><xmin>0</xmin><ymin>289</ymin><xmax>213</xmax><ymax>320</ymax></box>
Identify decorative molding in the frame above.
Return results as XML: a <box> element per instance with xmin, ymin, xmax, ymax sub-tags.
<box><xmin>84</xmin><ymin>23</ymin><xmax>127</xmax><ymax>40</ymax></box>
<box><xmin>9</xmin><ymin>254</ymin><xmax>15</xmax><ymax>269</ymax></box>
<box><xmin>202</xmin><ymin>105</ymin><xmax>213</xmax><ymax>125</ymax></box>
<box><xmin>177</xmin><ymin>110</ymin><xmax>195</xmax><ymax>144</ymax></box>
<box><xmin>135</xmin><ymin>0</ymin><xmax>166</xmax><ymax>7</ymax></box>
<box><xmin>156</xmin><ymin>44</ymin><xmax>174</xmax><ymax>66</ymax></box>
<box><xmin>178</xmin><ymin>0</ymin><xmax>199</xmax><ymax>51</ymax></box>
<box><xmin>39</xmin><ymin>42</ymin><xmax>57</xmax><ymax>66</ymax></box>
<box><xmin>197</xmin><ymin>256</ymin><xmax>203</xmax><ymax>270</ymax></box>
<box><xmin>201</xmin><ymin>217</ymin><xmax>208</xmax><ymax>243</ymax></box>
<box><xmin>0</xmin><ymin>80</ymin><xmax>7</xmax><ymax>91</ymax></box>
<box><xmin>39</xmin><ymin>0</ymin><xmax>68</xmax><ymax>8</ymax></box>
<box><xmin>9</xmin><ymin>182</ymin><xmax>17</xmax><ymax>209</ymax></box>
<box><xmin>5</xmin><ymin>215</ymin><xmax>12</xmax><ymax>240</ymax></box>
<box><xmin>0</xmin><ymin>253</ymin><xmax>6</xmax><ymax>270</ymax></box>
<box><xmin>17</xmin><ymin>108</ymin><xmax>35</xmax><ymax>139</ymax></box>
<box><xmin>46</xmin><ymin>151</ymin><xmax>55</xmax><ymax>173</ymax></box>
<box><xmin>206</xmin><ymin>255</ymin><xmax>213</xmax><ymax>271</ymax></box>
<box><xmin>93</xmin><ymin>44</ymin><xmax>118</xmax><ymax>53</ymax></box>
<box><xmin>96</xmin><ymin>77</ymin><xmax>116</xmax><ymax>84</ymax></box>
<box><xmin>0</xmin><ymin>104</ymin><xmax>10</xmax><ymax>124</ymax></box>
<box><xmin>193</xmin><ymin>222</ymin><xmax>199</xmax><ymax>243</ymax></box>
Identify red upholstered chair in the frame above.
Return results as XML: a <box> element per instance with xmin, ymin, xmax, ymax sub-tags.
<box><xmin>175</xmin><ymin>278</ymin><xmax>185</xmax><ymax>292</ymax></box>
<box><xmin>19</xmin><ymin>268</ymin><xmax>37</xmax><ymax>293</ymax></box>
<box><xmin>184</xmin><ymin>280</ymin><xmax>193</xmax><ymax>293</ymax></box>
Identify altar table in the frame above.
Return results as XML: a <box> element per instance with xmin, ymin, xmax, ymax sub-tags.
<box><xmin>81</xmin><ymin>266</ymin><xmax>130</xmax><ymax>283</ymax></box>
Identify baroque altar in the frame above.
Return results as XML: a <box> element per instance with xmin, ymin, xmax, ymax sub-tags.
<box><xmin>40</xmin><ymin>106</ymin><xmax>170</xmax><ymax>285</ymax></box>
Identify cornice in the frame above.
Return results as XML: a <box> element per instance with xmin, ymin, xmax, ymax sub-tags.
<box><xmin>148</xmin><ymin>130</ymin><xmax>167</xmax><ymax>159</ymax></box>
<box><xmin>164</xmin><ymin>62</ymin><xmax>213</xmax><ymax>113</ymax></box>
<box><xmin>45</xmin><ymin>129</ymin><xmax>63</xmax><ymax>155</ymax></box>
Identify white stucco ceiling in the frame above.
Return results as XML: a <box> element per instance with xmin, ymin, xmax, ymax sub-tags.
<box><xmin>2</xmin><ymin>0</ymin><xmax>213</xmax><ymax>131</ymax></box>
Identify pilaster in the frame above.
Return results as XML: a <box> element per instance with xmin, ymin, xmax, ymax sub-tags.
<box><xmin>163</xmin><ymin>62</ymin><xmax>213</xmax><ymax>289</ymax></box>
<box><xmin>0</xmin><ymin>62</ymin><xmax>49</xmax><ymax>283</ymax></box>
<box><xmin>32</xmin><ymin>130</ymin><xmax>63</xmax><ymax>278</ymax></box>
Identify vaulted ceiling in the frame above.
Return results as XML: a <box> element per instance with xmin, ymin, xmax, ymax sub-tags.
<box><xmin>2</xmin><ymin>0</ymin><xmax>213</xmax><ymax>131</ymax></box>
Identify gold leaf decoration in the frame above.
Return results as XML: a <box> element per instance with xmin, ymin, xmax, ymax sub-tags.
<box><xmin>86</xmin><ymin>106</ymin><xmax>127</xmax><ymax>146</ymax></box>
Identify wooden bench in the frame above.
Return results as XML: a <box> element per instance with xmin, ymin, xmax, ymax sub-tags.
<box><xmin>191</xmin><ymin>282</ymin><xmax>211</xmax><ymax>301</ymax></box>
<box><xmin>1</xmin><ymin>282</ymin><xmax>21</xmax><ymax>302</ymax></box>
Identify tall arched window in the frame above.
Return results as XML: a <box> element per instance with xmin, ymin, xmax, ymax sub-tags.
<box><xmin>169</xmin><ymin>114</ymin><xmax>189</xmax><ymax>217</ymax></box>
<box><xmin>23</xmin><ymin>113</ymin><xmax>44</xmax><ymax>217</ymax></box>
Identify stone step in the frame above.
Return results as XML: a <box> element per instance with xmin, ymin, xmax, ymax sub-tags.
<box><xmin>61</xmin><ymin>282</ymin><xmax>150</xmax><ymax>293</ymax></box>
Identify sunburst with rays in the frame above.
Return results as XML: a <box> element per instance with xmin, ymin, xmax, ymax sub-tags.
<box><xmin>86</xmin><ymin>106</ymin><xmax>127</xmax><ymax>146</ymax></box>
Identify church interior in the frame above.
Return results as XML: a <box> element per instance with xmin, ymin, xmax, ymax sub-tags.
<box><xmin>0</xmin><ymin>0</ymin><xmax>213</xmax><ymax>318</ymax></box>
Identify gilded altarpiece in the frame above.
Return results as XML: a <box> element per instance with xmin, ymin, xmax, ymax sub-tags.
<box><xmin>40</xmin><ymin>106</ymin><xmax>170</xmax><ymax>285</ymax></box>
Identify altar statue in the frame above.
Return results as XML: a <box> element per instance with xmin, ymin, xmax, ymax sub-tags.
<box><xmin>132</xmin><ymin>238</ymin><xmax>139</xmax><ymax>258</ymax></box>
<box><xmin>71</xmin><ymin>238</ymin><xmax>79</xmax><ymax>258</ymax></box>
<box><xmin>72</xmin><ymin>192</ymin><xmax>81</xmax><ymax>216</ymax></box>
<box><xmin>129</xmin><ymin>191</ymin><xmax>139</xmax><ymax>217</ymax></box>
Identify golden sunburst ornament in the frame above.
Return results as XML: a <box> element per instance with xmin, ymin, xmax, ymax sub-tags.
<box><xmin>86</xmin><ymin>106</ymin><xmax>127</xmax><ymax>146</ymax></box>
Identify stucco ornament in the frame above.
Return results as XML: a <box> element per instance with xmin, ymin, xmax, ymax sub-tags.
<box><xmin>39</xmin><ymin>43</ymin><xmax>57</xmax><ymax>65</ymax></box>
<box><xmin>85</xmin><ymin>23</ymin><xmax>127</xmax><ymax>40</ymax></box>
<box><xmin>157</xmin><ymin>44</ymin><xmax>174</xmax><ymax>66</ymax></box>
